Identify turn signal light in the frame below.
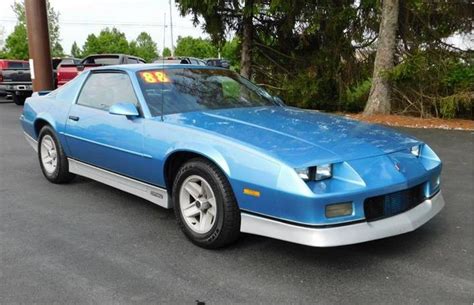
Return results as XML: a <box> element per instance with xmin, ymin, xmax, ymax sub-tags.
<box><xmin>325</xmin><ymin>202</ymin><xmax>353</xmax><ymax>218</ymax></box>
<box><xmin>243</xmin><ymin>188</ymin><xmax>260</xmax><ymax>197</ymax></box>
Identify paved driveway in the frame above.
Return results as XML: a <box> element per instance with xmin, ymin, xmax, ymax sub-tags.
<box><xmin>1</xmin><ymin>98</ymin><xmax>473</xmax><ymax>304</ymax></box>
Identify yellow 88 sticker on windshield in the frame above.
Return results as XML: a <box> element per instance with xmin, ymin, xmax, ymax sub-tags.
<box><xmin>139</xmin><ymin>71</ymin><xmax>170</xmax><ymax>83</ymax></box>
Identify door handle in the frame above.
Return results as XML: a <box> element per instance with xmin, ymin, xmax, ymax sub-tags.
<box><xmin>68</xmin><ymin>115</ymin><xmax>80</xmax><ymax>121</ymax></box>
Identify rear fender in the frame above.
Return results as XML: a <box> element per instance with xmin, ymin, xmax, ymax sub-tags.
<box><xmin>34</xmin><ymin>112</ymin><xmax>58</xmax><ymax>137</ymax></box>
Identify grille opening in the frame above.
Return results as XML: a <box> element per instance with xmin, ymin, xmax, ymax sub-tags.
<box><xmin>364</xmin><ymin>184</ymin><xmax>425</xmax><ymax>221</ymax></box>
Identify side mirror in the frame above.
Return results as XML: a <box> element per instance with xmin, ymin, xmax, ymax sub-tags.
<box><xmin>109</xmin><ymin>102</ymin><xmax>140</xmax><ymax>118</ymax></box>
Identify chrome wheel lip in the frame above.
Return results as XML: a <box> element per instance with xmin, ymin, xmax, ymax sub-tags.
<box><xmin>40</xmin><ymin>135</ymin><xmax>58</xmax><ymax>175</ymax></box>
<box><xmin>179</xmin><ymin>175</ymin><xmax>217</xmax><ymax>234</ymax></box>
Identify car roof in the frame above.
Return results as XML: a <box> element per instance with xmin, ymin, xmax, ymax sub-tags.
<box><xmin>91</xmin><ymin>63</ymin><xmax>225</xmax><ymax>72</ymax></box>
<box><xmin>85</xmin><ymin>53</ymin><xmax>127</xmax><ymax>57</ymax></box>
<box><xmin>84</xmin><ymin>54</ymin><xmax>145</xmax><ymax>61</ymax></box>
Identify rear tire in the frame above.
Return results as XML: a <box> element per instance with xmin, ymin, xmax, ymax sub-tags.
<box><xmin>173</xmin><ymin>158</ymin><xmax>240</xmax><ymax>249</ymax></box>
<box><xmin>13</xmin><ymin>94</ymin><xmax>26</xmax><ymax>106</ymax></box>
<box><xmin>38</xmin><ymin>125</ymin><xmax>75</xmax><ymax>184</ymax></box>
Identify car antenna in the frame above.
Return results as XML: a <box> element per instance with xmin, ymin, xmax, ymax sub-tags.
<box><xmin>161</xmin><ymin>12</ymin><xmax>166</xmax><ymax>122</ymax></box>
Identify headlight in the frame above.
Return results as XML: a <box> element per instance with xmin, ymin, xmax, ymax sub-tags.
<box><xmin>295</xmin><ymin>167</ymin><xmax>314</xmax><ymax>181</ymax></box>
<box><xmin>316</xmin><ymin>164</ymin><xmax>332</xmax><ymax>180</ymax></box>
<box><xmin>295</xmin><ymin>164</ymin><xmax>332</xmax><ymax>181</ymax></box>
<box><xmin>411</xmin><ymin>144</ymin><xmax>422</xmax><ymax>157</ymax></box>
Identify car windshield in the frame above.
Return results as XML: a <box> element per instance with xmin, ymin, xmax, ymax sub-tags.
<box><xmin>8</xmin><ymin>61</ymin><xmax>29</xmax><ymax>69</ymax></box>
<box><xmin>137</xmin><ymin>68</ymin><xmax>277</xmax><ymax>116</ymax></box>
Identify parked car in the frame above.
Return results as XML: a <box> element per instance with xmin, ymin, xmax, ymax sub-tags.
<box><xmin>55</xmin><ymin>57</ymin><xmax>81</xmax><ymax>86</ymax></box>
<box><xmin>0</xmin><ymin>59</ymin><xmax>32</xmax><ymax>104</ymax></box>
<box><xmin>20</xmin><ymin>64</ymin><xmax>444</xmax><ymax>249</ymax></box>
<box><xmin>0</xmin><ymin>59</ymin><xmax>28</xmax><ymax>97</ymax></box>
<box><xmin>0</xmin><ymin>59</ymin><xmax>30</xmax><ymax>97</ymax></box>
<box><xmin>154</xmin><ymin>56</ymin><xmax>207</xmax><ymax>66</ymax></box>
<box><xmin>57</xmin><ymin>54</ymin><xmax>146</xmax><ymax>87</ymax></box>
<box><xmin>205</xmin><ymin>58</ymin><xmax>230</xmax><ymax>69</ymax></box>
<box><xmin>0</xmin><ymin>58</ymin><xmax>67</xmax><ymax>105</ymax></box>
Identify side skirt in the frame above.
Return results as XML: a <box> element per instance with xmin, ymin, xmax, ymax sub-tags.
<box><xmin>24</xmin><ymin>132</ymin><xmax>38</xmax><ymax>152</ymax></box>
<box><xmin>68</xmin><ymin>158</ymin><xmax>170</xmax><ymax>209</ymax></box>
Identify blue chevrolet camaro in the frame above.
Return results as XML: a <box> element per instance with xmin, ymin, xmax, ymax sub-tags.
<box><xmin>20</xmin><ymin>64</ymin><xmax>444</xmax><ymax>248</ymax></box>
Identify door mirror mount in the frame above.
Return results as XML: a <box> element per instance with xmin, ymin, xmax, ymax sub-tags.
<box><xmin>109</xmin><ymin>102</ymin><xmax>140</xmax><ymax>118</ymax></box>
<box><xmin>273</xmin><ymin>96</ymin><xmax>286</xmax><ymax>106</ymax></box>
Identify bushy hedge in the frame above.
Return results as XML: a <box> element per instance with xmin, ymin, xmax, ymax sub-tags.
<box><xmin>388</xmin><ymin>50</ymin><xmax>473</xmax><ymax>119</ymax></box>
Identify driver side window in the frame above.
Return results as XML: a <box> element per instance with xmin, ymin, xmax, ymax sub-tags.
<box><xmin>77</xmin><ymin>72</ymin><xmax>138</xmax><ymax>111</ymax></box>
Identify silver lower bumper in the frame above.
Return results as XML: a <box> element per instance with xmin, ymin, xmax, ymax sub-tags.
<box><xmin>240</xmin><ymin>191</ymin><xmax>445</xmax><ymax>247</ymax></box>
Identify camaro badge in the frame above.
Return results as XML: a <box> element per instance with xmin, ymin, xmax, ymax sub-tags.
<box><xmin>394</xmin><ymin>162</ymin><xmax>401</xmax><ymax>171</ymax></box>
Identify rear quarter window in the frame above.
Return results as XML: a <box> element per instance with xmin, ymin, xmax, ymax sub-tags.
<box><xmin>77</xmin><ymin>72</ymin><xmax>138</xmax><ymax>111</ymax></box>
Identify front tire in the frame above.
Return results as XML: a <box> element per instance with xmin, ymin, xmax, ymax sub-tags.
<box><xmin>173</xmin><ymin>158</ymin><xmax>240</xmax><ymax>249</ymax></box>
<box><xmin>38</xmin><ymin>125</ymin><xmax>75</xmax><ymax>184</ymax></box>
<box><xmin>13</xmin><ymin>94</ymin><xmax>26</xmax><ymax>106</ymax></box>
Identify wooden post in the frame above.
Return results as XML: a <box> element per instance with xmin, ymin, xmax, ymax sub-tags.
<box><xmin>25</xmin><ymin>0</ymin><xmax>54</xmax><ymax>92</ymax></box>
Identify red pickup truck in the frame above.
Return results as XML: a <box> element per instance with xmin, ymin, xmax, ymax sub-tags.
<box><xmin>57</xmin><ymin>54</ymin><xmax>146</xmax><ymax>87</ymax></box>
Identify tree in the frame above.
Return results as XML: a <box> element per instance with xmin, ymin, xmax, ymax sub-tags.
<box><xmin>3</xmin><ymin>24</ymin><xmax>28</xmax><ymax>59</ymax></box>
<box><xmin>175</xmin><ymin>0</ymin><xmax>255</xmax><ymax>78</ymax></box>
<box><xmin>81</xmin><ymin>34</ymin><xmax>99</xmax><ymax>56</ymax></box>
<box><xmin>162</xmin><ymin>47</ymin><xmax>172</xmax><ymax>57</ymax></box>
<box><xmin>239</xmin><ymin>0</ymin><xmax>254</xmax><ymax>78</ymax></box>
<box><xmin>221</xmin><ymin>37</ymin><xmax>240</xmax><ymax>71</ymax></box>
<box><xmin>81</xmin><ymin>28</ymin><xmax>130</xmax><ymax>56</ymax></box>
<box><xmin>2</xmin><ymin>0</ymin><xmax>64</xmax><ymax>58</ymax></box>
<box><xmin>129</xmin><ymin>32</ymin><xmax>158</xmax><ymax>62</ymax></box>
<box><xmin>248</xmin><ymin>0</ymin><xmax>372</xmax><ymax>111</ymax></box>
<box><xmin>42</xmin><ymin>0</ymin><xmax>63</xmax><ymax>57</ymax></box>
<box><xmin>364</xmin><ymin>0</ymin><xmax>400</xmax><ymax>115</ymax></box>
<box><xmin>176</xmin><ymin>0</ymin><xmax>373</xmax><ymax>102</ymax></box>
<box><xmin>51</xmin><ymin>41</ymin><xmax>64</xmax><ymax>57</ymax></box>
<box><xmin>70</xmin><ymin>41</ymin><xmax>82</xmax><ymax>58</ymax></box>
<box><xmin>176</xmin><ymin>0</ymin><xmax>472</xmax><ymax>118</ymax></box>
<box><xmin>174</xmin><ymin>36</ymin><xmax>217</xmax><ymax>58</ymax></box>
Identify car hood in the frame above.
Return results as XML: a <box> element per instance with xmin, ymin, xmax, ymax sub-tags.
<box><xmin>164</xmin><ymin>107</ymin><xmax>420</xmax><ymax>167</ymax></box>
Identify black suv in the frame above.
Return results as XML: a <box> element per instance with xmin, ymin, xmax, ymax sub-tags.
<box><xmin>205</xmin><ymin>58</ymin><xmax>230</xmax><ymax>69</ymax></box>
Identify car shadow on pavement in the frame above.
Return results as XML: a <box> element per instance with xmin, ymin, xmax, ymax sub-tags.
<box><xmin>69</xmin><ymin>176</ymin><xmax>176</xmax><ymax>218</ymax></box>
<box><xmin>234</xmin><ymin>223</ymin><xmax>441</xmax><ymax>266</ymax></box>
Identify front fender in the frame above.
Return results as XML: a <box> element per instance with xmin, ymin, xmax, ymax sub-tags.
<box><xmin>144</xmin><ymin>120</ymin><xmax>314</xmax><ymax>212</ymax></box>
<box><xmin>164</xmin><ymin>144</ymin><xmax>231</xmax><ymax>177</ymax></box>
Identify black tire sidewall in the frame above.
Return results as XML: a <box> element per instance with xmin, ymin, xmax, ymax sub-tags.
<box><xmin>173</xmin><ymin>161</ymin><xmax>228</xmax><ymax>246</ymax></box>
<box><xmin>37</xmin><ymin>126</ymin><xmax>71</xmax><ymax>183</ymax></box>
<box><xmin>13</xmin><ymin>94</ymin><xmax>25</xmax><ymax>105</ymax></box>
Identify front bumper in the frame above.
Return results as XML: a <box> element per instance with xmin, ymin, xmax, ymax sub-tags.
<box><xmin>240</xmin><ymin>191</ymin><xmax>444</xmax><ymax>247</ymax></box>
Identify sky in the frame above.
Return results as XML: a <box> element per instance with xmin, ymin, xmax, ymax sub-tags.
<box><xmin>0</xmin><ymin>0</ymin><xmax>207</xmax><ymax>54</ymax></box>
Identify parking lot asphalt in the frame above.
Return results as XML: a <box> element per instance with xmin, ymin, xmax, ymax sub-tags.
<box><xmin>1</xmin><ymin>97</ymin><xmax>473</xmax><ymax>305</ymax></box>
